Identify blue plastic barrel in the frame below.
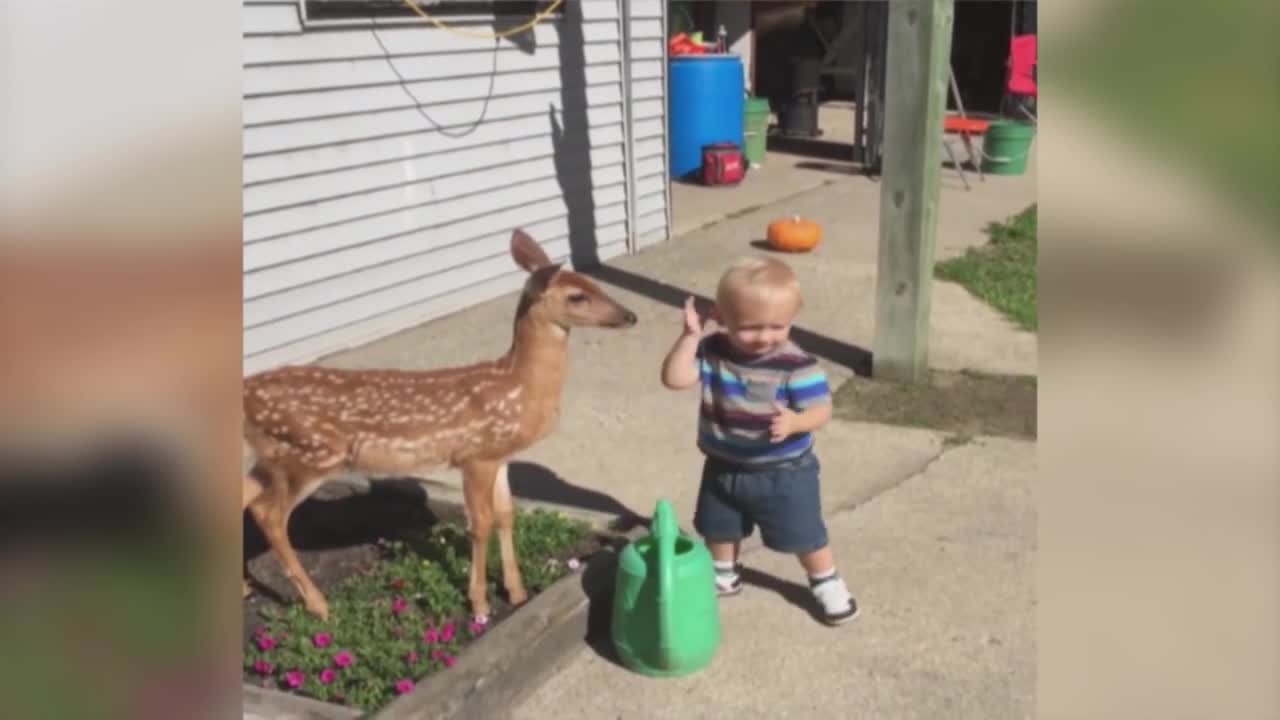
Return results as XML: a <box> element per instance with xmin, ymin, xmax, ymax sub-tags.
<box><xmin>668</xmin><ymin>55</ymin><xmax>745</xmax><ymax>181</ymax></box>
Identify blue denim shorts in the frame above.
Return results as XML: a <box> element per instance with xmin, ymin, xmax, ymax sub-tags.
<box><xmin>693</xmin><ymin>452</ymin><xmax>829</xmax><ymax>554</ymax></box>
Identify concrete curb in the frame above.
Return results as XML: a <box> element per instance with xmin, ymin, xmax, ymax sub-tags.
<box><xmin>244</xmin><ymin>684</ymin><xmax>360</xmax><ymax>720</ymax></box>
<box><xmin>242</xmin><ymin>492</ymin><xmax>641</xmax><ymax>720</ymax></box>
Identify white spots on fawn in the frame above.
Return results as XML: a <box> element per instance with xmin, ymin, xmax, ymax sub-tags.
<box><xmin>246</xmin><ymin>364</ymin><xmax>547</xmax><ymax>485</ymax></box>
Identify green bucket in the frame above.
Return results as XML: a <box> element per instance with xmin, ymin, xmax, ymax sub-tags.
<box><xmin>743</xmin><ymin>96</ymin><xmax>771</xmax><ymax>167</ymax></box>
<box><xmin>980</xmin><ymin>119</ymin><xmax>1036</xmax><ymax>176</ymax></box>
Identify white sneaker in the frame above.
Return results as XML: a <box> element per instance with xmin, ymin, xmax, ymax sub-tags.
<box><xmin>715</xmin><ymin>562</ymin><xmax>743</xmax><ymax>597</ymax></box>
<box><xmin>810</xmin><ymin>574</ymin><xmax>859</xmax><ymax>625</ymax></box>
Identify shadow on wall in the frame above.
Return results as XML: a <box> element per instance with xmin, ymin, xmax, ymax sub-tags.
<box><xmin>550</xmin><ymin>0</ymin><xmax>599</xmax><ymax>270</ymax></box>
<box><xmin>489</xmin><ymin>1</ymin><xmax>541</xmax><ymax>54</ymax></box>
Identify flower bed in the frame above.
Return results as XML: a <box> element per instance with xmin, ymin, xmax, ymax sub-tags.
<box><xmin>243</xmin><ymin>508</ymin><xmax>601</xmax><ymax>714</ymax></box>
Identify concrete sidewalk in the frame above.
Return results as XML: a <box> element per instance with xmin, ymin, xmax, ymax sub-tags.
<box><xmin>320</xmin><ymin>164</ymin><xmax>1037</xmax><ymax>718</ymax></box>
<box><xmin>513</xmin><ymin>437</ymin><xmax>1035</xmax><ymax>720</ymax></box>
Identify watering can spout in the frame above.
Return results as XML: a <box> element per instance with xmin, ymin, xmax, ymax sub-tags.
<box><xmin>653</xmin><ymin>499</ymin><xmax>679</xmax><ymax>665</ymax></box>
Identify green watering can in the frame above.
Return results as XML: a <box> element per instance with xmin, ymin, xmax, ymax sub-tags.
<box><xmin>612</xmin><ymin>499</ymin><xmax>721</xmax><ymax>677</ymax></box>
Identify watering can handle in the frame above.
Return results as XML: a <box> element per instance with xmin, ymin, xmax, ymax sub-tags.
<box><xmin>653</xmin><ymin>500</ymin><xmax>678</xmax><ymax>656</ymax></box>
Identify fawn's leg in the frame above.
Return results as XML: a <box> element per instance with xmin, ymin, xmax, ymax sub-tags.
<box><xmin>492</xmin><ymin>462</ymin><xmax>528</xmax><ymax>606</ymax></box>
<box><xmin>242</xmin><ymin>473</ymin><xmax>263</xmax><ymax>597</ymax></box>
<box><xmin>243</xmin><ymin>473</ymin><xmax>262</xmax><ymax>507</ymax></box>
<box><xmin>247</xmin><ymin>470</ymin><xmax>330</xmax><ymax>620</ymax></box>
<box><xmin>461</xmin><ymin>459</ymin><xmax>499</xmax><ymax>622</ymax></box>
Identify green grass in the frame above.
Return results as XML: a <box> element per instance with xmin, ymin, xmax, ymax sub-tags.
<box><xmin>935</xmin><ymin>204</ymin><xmax>1038</xmax><ymax>331</ymax></box>
<box><xmin>243</xmin><ymin>509</ymin><xmax>593</xmax><ymax>713</ymax></box>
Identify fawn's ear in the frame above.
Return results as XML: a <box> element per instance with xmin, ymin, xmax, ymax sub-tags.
<box><xmin>525</xmin><ymin>264</ymin><xmax>561</xmax><ymax>299</ymax></box>
<box><xmin>511</xmin><ymin>229</ymin><xmax>553</xmax><ymax>273</ymax></box>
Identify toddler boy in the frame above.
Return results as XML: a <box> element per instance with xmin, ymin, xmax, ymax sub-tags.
<box><xmin>660</xmin><ymin>256</ymin><xmax>858</xmax><ymax>625</ymax></box>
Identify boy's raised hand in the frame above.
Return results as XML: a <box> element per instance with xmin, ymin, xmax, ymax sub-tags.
<box><xmin>682</xmin><ymin>296</ymin><xmax>707</xmax><ymax>337</ymax></box>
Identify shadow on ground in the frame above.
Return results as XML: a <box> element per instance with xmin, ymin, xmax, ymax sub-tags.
<box><xmin>243</xmin><ymin>477</ymin><xmax>444</xmax><ymax>606</ymax></box>
<box><xmin>793</xmin><ymin>160</ymin><xmax>869</xmax><ymax>176</ymax></box>
<box><xmin>583</xmin><ymin>264</ymin><xmax>874</xmax><ymax>377</ymax></box>
<box><xmin>767</xmin><ymin>134</ymin><xmax>854</xmax><ymax>163</ymax></box>
<box><xmin>739</xmin><ymin>566</ymin><xmax>824</xmax><ymax>624</ymax></box>
<box><xmin>508</xmin><ymin>460</ymin><xmax>648</xmax><ymax>528</ymax></box>
<box><xmin>243</xmin><ymin>462</ymin><xmax>649</xmax><ymax>605</ymax></box>
<box><xmin>582</xmin><ymin>550</ymin><xmax>625</xmax><ymax>668</ymax></box>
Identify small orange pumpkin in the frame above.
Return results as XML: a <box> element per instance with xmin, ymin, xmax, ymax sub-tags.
<box><xmin>766</xmin><ymin>215</ymin><xmax>823</xmax><ymax>253</ymax></box>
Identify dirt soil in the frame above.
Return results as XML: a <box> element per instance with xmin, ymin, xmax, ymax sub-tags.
<box><xmin>831</xmin><ymin>369</ymin><xmax>1037</xmax><ymax>441</ymax></box>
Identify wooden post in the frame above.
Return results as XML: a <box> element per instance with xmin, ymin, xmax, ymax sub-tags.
<box><xmin>872</xmin><ymin>0</ymin><xmax>954</xmax><ymax>383</ymax></box>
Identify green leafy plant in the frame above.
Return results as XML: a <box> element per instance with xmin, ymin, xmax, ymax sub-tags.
<box><xmin>243</xmin><ymin>509</ymin><xmax>592</xmax><ymax>713</ymax></box>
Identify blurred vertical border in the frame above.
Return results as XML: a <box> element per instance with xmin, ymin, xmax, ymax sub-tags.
<box><xmin>1040</xmin><ymin>1</ymin><xmax>1279</xmax><ymax>718</ymax></box>
<box><xmin>1</xmin><ymin>2</ymin><xmax>243</xmax><ymax>719</ymax></box>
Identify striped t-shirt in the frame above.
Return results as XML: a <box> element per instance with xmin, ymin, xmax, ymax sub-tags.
<box><xmin>695</xmin><ymin>334</ymin><xmax>832</xmax><ymax>466</ymax></box>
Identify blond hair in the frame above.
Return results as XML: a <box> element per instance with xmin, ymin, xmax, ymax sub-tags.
<box><xmin>715</xmin><ymin>255</ymin><xmax>803</xmax><ymax>319</ymax></box>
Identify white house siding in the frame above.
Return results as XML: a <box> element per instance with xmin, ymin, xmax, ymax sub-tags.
<box><xmin>627</xmin><ymin>0</ymin><xmax>672</xmax><ymax>250</ymax></box>
<box><xmin>242</xmin><ymin>0</ymin><xmax>670</xmax><ymax>373</ymax></box>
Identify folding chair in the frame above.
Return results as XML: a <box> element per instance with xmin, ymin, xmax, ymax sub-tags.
<box><xmin>942</xmin><ymin>66</ymin><xmax>990</xmax><ymax>190</ymax></box>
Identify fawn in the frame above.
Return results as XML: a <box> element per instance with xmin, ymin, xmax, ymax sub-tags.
<box><xmin>242</xmin><ymin>229</ymin><xmax>638</xmax><ymax>622</ymax></box>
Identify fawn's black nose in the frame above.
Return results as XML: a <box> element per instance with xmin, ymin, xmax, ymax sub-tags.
<box><xmin>621</xmin><ymin>310</ymin><xmax>638</xmax><ymax>326</ymax></box>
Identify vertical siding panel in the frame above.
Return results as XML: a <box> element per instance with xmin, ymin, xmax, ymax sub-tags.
<box><xmin>628</xmin><ymin>0</ymin><xmax>671</xmax><ymax>249</ymax></box>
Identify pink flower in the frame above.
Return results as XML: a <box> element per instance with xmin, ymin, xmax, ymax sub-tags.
<box><xmin>391</xmin><ymin>597</ymin><xmax>409</xmax><ymax>615</ymax></box>
<box><xmin>440</xmin><ymin>622</ymin><xmax>455</xmax><ymax>642</ymax></box>
<box><xmin>253</xmin><ymin>625</ymin><xmax>269</xmax><ymax>637</ymax></box>
<box><xmin>318</xmin><ymin>669</ymin><xmax>337</xmax><ymax>685</ymax></box>
<box><xmin>405</xmin><ymin>651</ymin><xmax>420</xmax><ymax>664</ymax></box>
<box><xmin>312</xmin><ymin>632</ymin><xmax>332</xmax><ymax>649</ymax></box>
<box><xmin>467</xmin><ymin>619</ymin><xmax>487</xmax><ymax>636</ymax></box>
<box><xmin>333</xmin><ymin>650</ymin><xmax>354</xmax><ymax>668</ymax></box>
<box><xmin>431</xmin><ymin>648</ymin><xmax>445</xmax><ymax>661</ymax></box>
<box><xmin>255</xmin><ymin>635</ymin><xmax>276</xmax><ymax>651</ymax></box>
<box><xmin>422</xmin><ymin>628</ymin><xmax>439</xmax><ymax>644</ymax></box>
<box><xmin>442</xmin><ymin>654</ymin><xmax>456</xmax><ymax>668</ymax></box>
<box><xmin>394</xmin><ymin>678</ymin><xmax>415</xmax><ymax>695</ymax></box>
<box><xmin>252</xmin><ymin>660</ymin><xmax>274</xmax><ymax>675</ymax></box>
<box><xmin>284</xmin><ymin>670</ymin><xmax>305</xmax><ymax>689</ymax></box>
